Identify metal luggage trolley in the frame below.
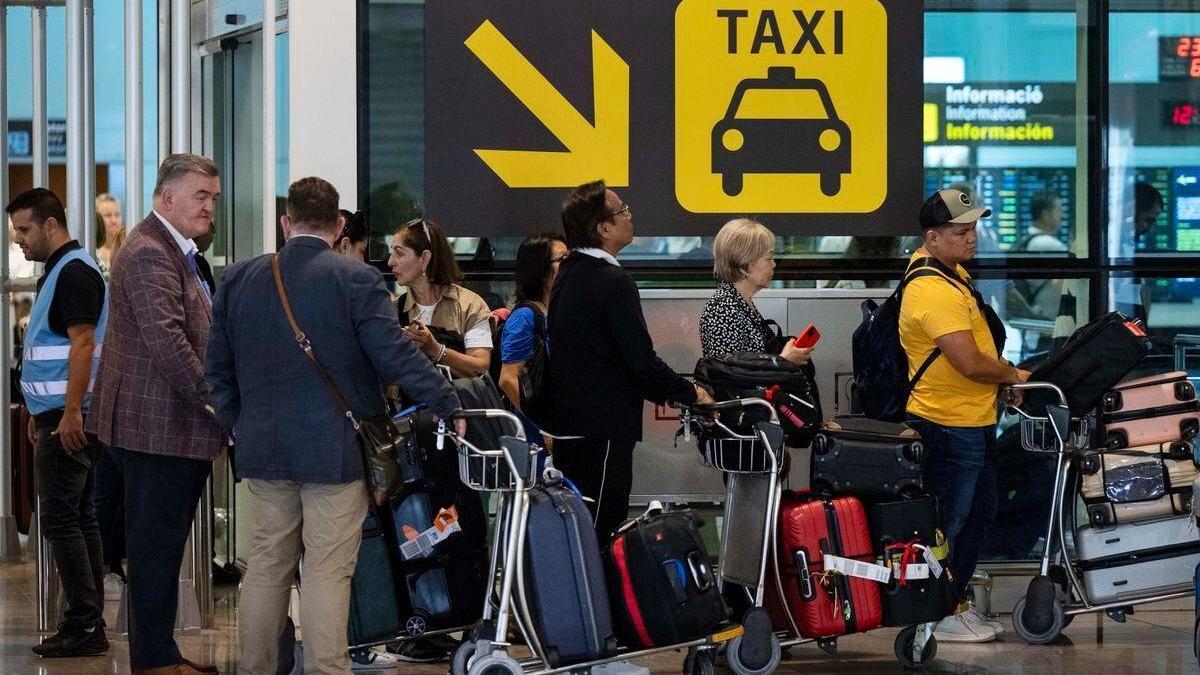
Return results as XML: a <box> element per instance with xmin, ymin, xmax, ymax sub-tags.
<box><xmin>441</xmin><ymin>409</ymin><xmax>746</xmax><ymax>675</ymax></box>
<box><xmin>1006</xmin><ymin>382</ymin><xmax>1198</xmax><ymax>644</ymax></box>
<box><xmin>678</xmin><ymin>398</ymin><xmax>938</xmax><ymax>670</ymax></box>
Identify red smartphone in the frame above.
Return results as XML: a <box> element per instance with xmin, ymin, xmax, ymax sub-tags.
<box><xmin>794</xmin><ymin>323</ymin><xmax>821</xmax><ymax>349</ymax></box>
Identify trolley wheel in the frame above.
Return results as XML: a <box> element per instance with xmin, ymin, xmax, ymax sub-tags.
<box><xmin>683</xmin><ymin>647</ymin><xmax>715</xmax><ymax>675</ymax></box>
<box><xmin>726</xmin><ymin>634</ymin><xmax>780</xmax><ymax>675</ymax></box>
<box><xmin>466</xmin><ymin>652</ymin><xmax>523</xmax><ymax>675</ymax></box>
<box><xmin>1012</xmin><ymin>596</ymin><xmax>1066</xmax><ymax>645</ymax></box>
<box><xmin>453</xmin><ymin>639</ymin><xmax>481</xmax><ymax>675</ymax></box>
<box><xmin>894</xmin><ymin>626</ymin><xmax>937</xmax><ymax>668</ymax></box>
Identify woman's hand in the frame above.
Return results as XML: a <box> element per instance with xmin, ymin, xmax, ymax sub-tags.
<box><xmin>780</xmin><ymin>341</ymin><xmax>814</xmax><ymax>366</ymax></box>
<box><xmin>404</xmin><ymin>320</ymin><xmax>439</xmax><ymax>358</ymax></box>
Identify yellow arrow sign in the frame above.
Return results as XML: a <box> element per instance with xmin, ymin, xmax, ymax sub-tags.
<box><xmin>465</xmin><ymin>20</ymin><xmax>630</xmax><ymax>188</ymax></box>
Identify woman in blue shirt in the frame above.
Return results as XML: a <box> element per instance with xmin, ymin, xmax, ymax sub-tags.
<box><xmin>498</xmin><ymin>233</ymin><xmax>568</xmax><ymax>448</ymax></box>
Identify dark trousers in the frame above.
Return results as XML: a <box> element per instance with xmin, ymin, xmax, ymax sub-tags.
<box><xmin>34</xmin><ymin>425</ymin><xmax>105</xmax><ymax>632</ymax></box>
<box><xmin>107</xmin><ymin>446</ymin><xmax>212</xmax><ymax>670</ymax></box>
<box><xmin>907</xmin><ymin>417</ymin><xmax>998</xmax><ymax>599</ymax></box>
<box><xmin>552</xmin><ymin>438</ymin><xmax>636</xmax><ymax>544</ymax></box>
<box><xmin>93</xmin><ymin>449</ymin><xmax>125</xmax><ymax>578</ymax></box>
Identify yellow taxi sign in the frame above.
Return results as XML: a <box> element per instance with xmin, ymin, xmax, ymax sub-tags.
<box><xmin>675</xmin><ymin>1</ymin><xmax>889</xmax><ymax>214</ymax></box>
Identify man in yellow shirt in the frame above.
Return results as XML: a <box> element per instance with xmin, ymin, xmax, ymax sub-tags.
<box><xmin>899</xmin><ymin>188</ymin><xmax>1031</xmax><ymax>643</ymax></box>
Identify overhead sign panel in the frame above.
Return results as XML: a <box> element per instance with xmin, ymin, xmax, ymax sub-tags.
<box><xmin>425</xmin><ymin>1</ymin><xmax>921</xmax><ymax>237</ymax></box>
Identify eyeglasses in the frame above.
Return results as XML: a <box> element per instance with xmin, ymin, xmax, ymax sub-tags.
<box><xmin>392</xmin><ymin>218</ymin><xmax>434</xmax><ymax>258</ymax></box>
<box><xmin>605</xmin><ymin>203</ymin><xmax>631</xmax><ymax>220</ymax></box>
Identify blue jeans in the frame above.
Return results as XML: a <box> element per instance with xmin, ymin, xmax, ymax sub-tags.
<box><xmin>906</xmin><ymin>416</ymin><xmax>998</xmax><ymax>599</ymax></box>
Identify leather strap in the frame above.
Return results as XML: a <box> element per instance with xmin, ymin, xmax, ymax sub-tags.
<box><xmin>271</xmin><ymin>254</ymin><xmax>360</xmax><ymax>429</ymax></box>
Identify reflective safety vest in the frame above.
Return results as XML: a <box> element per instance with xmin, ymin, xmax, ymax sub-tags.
<box><xmin>21</xmin><ymin>248</ymin><xmax>109</xmax><ymax>415</ymax></box>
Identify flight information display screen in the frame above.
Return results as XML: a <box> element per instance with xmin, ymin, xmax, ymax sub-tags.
<box><xmin>924</xmin><ymin>167</ymin><xmax>1075</xmax><ymax>250</ymax></box>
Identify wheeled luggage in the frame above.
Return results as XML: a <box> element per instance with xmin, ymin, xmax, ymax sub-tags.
<box><xmin>524</xmin><ymin>479</ymin><xmax>617</xmax><ymax>666</ymax></box>
<box><xmin>770</xmin><ymin>494</ymin><xmax>883</xmax><ymax>639</ymax></box>
<box><xmin>1025</xmin><ymin>312</ymin><xmax>1151</xmax><ymax>416</ymax></box>
<box><xmin>1079</xmin><ymin>442</ymin><xmax>1196</xmax><ymax>527</ymax></box>
<box><xmin>694</xmin><ymin>352</ymin><xmax>822</xmax><ymax>447</ymax></box>
<box><xmin>1101</xmin><ymin>371</ymin><xmax>1200</xmax><ymax>449</ymax></box>
<box><xmin>1075</xmin><ymin>514</ymin><xmax>1200</xmax><ymax>604</ymax></box>
<box><xmin>810</xmin><ymin>417</ymin><xmax>924</xmax><ymax>502</ymax></box>
<box><xmin>605</xmin><ymin>508</ymin><xmax>727</xmax><ymax>648</ymax></box>
<box><xmin>867</xmin><ymin>497</ymin><xmax>957</xmax><ymax>627</ymax></box>
<box><xmin>348</xmin><ymin>515</ymin><xmax>403</xmax><ymax>646</ymax></box>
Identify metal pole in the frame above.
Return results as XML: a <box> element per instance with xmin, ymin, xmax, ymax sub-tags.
<box><xmin>157</xmin><ymin>0</ymin><xmax>170</xmax><ymax>161</ymax></box>
<box><xmin>262</xmin><ymin>0</ymin><xmax>275</xmax><ymax>253</ymax></box>
<box><xmin>0</xmin><ymin>1</ymin><xmax>24</xmax><ymax>567</ymax></box>
<box><xmin>169</xmin><ymin>0</ymin><xmax>188</xmax><ymax>153</ymax></box>
<box><xmin>82</xmin><ymin>0</ymin><xmax>95</xmax><ymax>255</ymax></box>
<box><xmin>126</xmin><ymin>0</ymin><xmax>143</xmax><ymax>221</ymax></box>
<box><xmin>31</xmin><ymin>5</ymin><xmax>48</xmax><ymax>188</ymax></box>
<box><xmin>67</xmin><ymin>0</ymin><xmax>85</xmax><ymax>241</ymax></box>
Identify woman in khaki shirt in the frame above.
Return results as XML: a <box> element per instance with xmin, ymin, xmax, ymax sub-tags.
<box><xmin>388</xmin><ymin>218</ymin><xmax>493</xmax><ymax>378</ymax></box>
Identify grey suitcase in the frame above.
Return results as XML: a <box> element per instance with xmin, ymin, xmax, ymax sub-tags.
<box><xmin>1075</xmin><ymin>514</ymin><xmax>1200</xmax><ymax>604</ymax></box>
<box><xmin>524</xmin><ymin>480</ymin><xmax>617</xmax><ymax>666</ymax></box>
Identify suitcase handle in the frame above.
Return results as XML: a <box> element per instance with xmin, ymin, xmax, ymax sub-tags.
<box><xmin>686</xmin><ymin>550</ymin><xmax>714</xmax><ymax>592</ymax></box>
<box><xmin>794</xmin><ymin>549</ymin><xmax>815</xmax><ymax>601</ymax></box>
<box><xmin>662</xmin><ymin>559</ymin><xmax>689</xmax><ymax>603</ymax></box>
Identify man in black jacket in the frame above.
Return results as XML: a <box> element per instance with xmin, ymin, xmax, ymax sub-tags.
<box><xmin>548</xmin><ymin>180</ymin><xmax>713</xmax><ymax>541</ymax></box>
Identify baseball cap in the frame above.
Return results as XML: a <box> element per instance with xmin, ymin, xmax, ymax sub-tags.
<box><xmin>918</xmin><ymin>188</ymin><xmax>992</xmax><ymax>230</ymax></box>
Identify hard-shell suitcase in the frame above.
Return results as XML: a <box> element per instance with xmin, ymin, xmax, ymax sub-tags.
<box><xmin>1101</xmin><ymin>371</ymin><xmax>1200</xmax><ymax>449</ymax></box>
<box><xmin>1075</xmin><ymin>514</ymin><xmax>1200</xmax><ymax>604</ymax></box>
<box><xmin>1025</xmin><ymin>312</ymin><xmax>1151</xmax><ymax>416</ymax></box>
<box><xmin>867</xmin><ymin>497</ymin><xmax>957</xmax><ymax>627</ymax></box>
<box><xmin>605</xmin><ymin>508</ymin><xmax>727</xmax><ymax>648</ymax></box>
<box><xmin>770</xmin><ymin>495</ymin><xmax>883</xmax><ymax>639</ymax></box>
<box><xmin>810</xmin><ymin>417</ymin><xmax>924</xmax><ymax>502</ymax></box>
<box><xmin>10</xmin><ymin>404</ymin><xmax>33</xmax><ymax>534</ymax></box>
<box><xmin>348</xmin><ymin>515</ymin><xmax>403</xmax><ymax>646</ymax></box>
<box><xmin>524</xmin><ymin>480</ymin><xmax>617</xmax><ymax>666</ymax></box>
<box><xmin>1079</xmin><ymin>442</ymin><xmax>1196</xmax><ymax>527</ymax></box>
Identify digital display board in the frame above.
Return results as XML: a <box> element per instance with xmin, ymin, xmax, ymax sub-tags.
<box><xmin>1167</xmin><ymin>101</ymin><xmax>1200</xmax><ymax>128</ymax></box>
<box><xmin>1134</xmin><ymin>167</ymin><xmax>1175</xmax><ymax>251</ymax></box>
<box><xmin>924</xmin><ymin>167</ymin><xmax>1074</xmax><ymax>250</ymax></box>
<box><xmin>1174</xmin><ymin>167</ymin><xmax>1200</xmax><ymax>251</ymax></box>
<box><xmin>1161</xmin><ymin>36</ymin><xmax>1200</xmax><ymax>81</ymax></box>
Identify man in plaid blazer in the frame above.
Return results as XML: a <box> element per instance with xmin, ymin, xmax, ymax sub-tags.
<box><xmin>86</xmin><ymin>154</ymin><xmax>225</xmax><ymax>675</ymax></box>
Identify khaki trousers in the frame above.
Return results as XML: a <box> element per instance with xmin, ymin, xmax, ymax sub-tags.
<box><xmin>237</xmin><ymin>479</ymin><xmax>368</xmax><ymax>675</ymax></box>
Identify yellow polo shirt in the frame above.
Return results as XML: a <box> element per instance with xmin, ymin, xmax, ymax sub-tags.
<box><xmin>899</xmin><ymin>251</ymin><xmax>999</xmax><ymax>427</ymax></box>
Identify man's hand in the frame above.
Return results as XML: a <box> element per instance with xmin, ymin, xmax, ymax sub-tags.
<box><xmin>1016</xmin><ymin>368</ymin><xmax>1032</xmax><ymax>383</ymax></box>
<box><xmin>454</xmin><ymin>417</ymin><xmax>468</xmax><ymax>439</ymax></box>
<box><xmin>693</xmin><ymin>385</ymin><xmax>715</xmax><ymax>406</ymax></box>
<box><xmin>55</xmin><ymin>409</ymin><xmax>87</xmax><ymax>453</ymax></box>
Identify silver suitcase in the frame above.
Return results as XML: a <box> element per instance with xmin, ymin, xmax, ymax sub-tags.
<box><xmin>1075</xmin><ymin>514</ymin><xmax>1200</xmax><ymax>604</ymax></box>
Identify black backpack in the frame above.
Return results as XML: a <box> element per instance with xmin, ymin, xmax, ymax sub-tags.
<box><xmin>693</xmin><ymin>351</ymin><xmax>822</xmax><ymax>447</ymax></box>
<box><xmin>853</xmin><ymin>257</ymin><xmax>1006</xmax><ymax>422</ymax></box>
<box><xmin>513</xmin><ymin>304</ymin><xmax>550</xmax><ymax>426</ymax></box>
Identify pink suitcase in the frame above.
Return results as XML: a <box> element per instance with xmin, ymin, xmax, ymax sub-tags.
<box><xmin>1101</xmin><ymin>371</ymin><xmax>1200</xmax><ymax>449</ymax></box>
<box><xmin>1079</xmin><ymin>442</ymin><xmax>1197</xmax><ymax>527</ymax></box>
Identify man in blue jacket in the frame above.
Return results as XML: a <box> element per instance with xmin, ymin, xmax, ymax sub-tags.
<box><xmin>205</xmin><ymin>177</ymin><xmax>461</xmax><ymax>674</ymax></box>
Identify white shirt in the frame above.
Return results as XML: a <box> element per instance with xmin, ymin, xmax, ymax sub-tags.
<box><xmin>576</xmin><ymin>247</ymin><xmax>620</xmax><ymax>267</ymax></box>
<box><xmin>152</xmin><ymin>209</ymin><xmax>198</xmax><ymax>257</ymax></box>
<box><xmin>1022</xmin><ymin>227</ymin><xmax>1068</xmax><ymax>253</ymax></box>
<box><xmin>414</xmin><ymin>302</ymin><xmax>493</xmax><ymax>350</ymax></box>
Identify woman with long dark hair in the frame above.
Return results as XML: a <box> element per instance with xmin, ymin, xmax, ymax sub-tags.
<box><xmin>498</xmin><ymin>233</ymin><xmax>567</xmax><ymax>420</ymax></box>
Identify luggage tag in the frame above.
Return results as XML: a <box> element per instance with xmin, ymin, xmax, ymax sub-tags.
<box><xmin>822</xmin><ymin>554</ymin><xmax>892</xmax><ymax>585</ymax></box>
<box><xmin>399</xmin><ymin>505</ymin><xmax>462</xmax><ymax>560</ymax></box>
<box><xmin>914</xmin><ymin>544</ymin><xmax>944</xmax><ymax>579</ymax></box>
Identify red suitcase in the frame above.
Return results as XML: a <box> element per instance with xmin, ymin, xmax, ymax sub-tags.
<box><xmin>768</xmin><ymin>495</ymin><xmax>882</xmax><ymax>639</ymax></box>
<box><xmin>1102</xmin><ymin>371</ymin><xmax>1200</xmax><ymax>449</ymax></box>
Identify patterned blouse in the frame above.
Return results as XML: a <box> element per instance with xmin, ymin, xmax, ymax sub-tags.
<box><xmin>699</xmin><ymin>281</ymin><xmax>773</xmax><ymax>358</ymax></box>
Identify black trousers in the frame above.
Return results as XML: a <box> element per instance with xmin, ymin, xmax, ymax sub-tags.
<box><xmin>551</xmin><ymin>438</ymin><xmax>636</xmax><ymax>544</ymax></box>
<box><xmin>93</xmin><ymin>448</ymin><xmax>125</xmax><ymax>577</ymax></box>
<box><xmin>107</xmin><ymin>446</ymin><xmax>211</xmax><ymax>670</ymax></box>
<box><xmin>34</xmin><ymin>425</ymin><xmax>105</xmax><ymax>632</ymax></box>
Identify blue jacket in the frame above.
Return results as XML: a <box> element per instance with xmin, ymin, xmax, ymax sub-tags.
<box><xmin>205</xmin><ymin>236</ymin><xmax>461</xmax><ymax>484</ymax></box>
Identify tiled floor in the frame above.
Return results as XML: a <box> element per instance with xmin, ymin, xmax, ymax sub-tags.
<box><xmin>2</xmin><ymin>558</ymin><xmax>1198</xmax><ymax>674</ymax></box>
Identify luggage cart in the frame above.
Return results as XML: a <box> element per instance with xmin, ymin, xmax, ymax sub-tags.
<box><xmin>678</xmin><ymin>398</ymin><xmax>938</xmax><ymax>669</ymax></box>
<box><xmin>442</xmin><ymin>409</ymin><xmax>749</xmax><ymax>675</ymax></box>
<box><xmin>1007</xmin><ymin>382</ymin><xmax>1198</xmax><ymax>644</ymax></box>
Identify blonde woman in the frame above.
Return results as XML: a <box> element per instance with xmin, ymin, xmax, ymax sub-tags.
<box><xmin>94</xmin><ymin>193</ymin><xmax>125</xmax><ymax>276</ymax></box>
<box><xmin>698</xmin><ymin>218</ymin><xmax>812</xmax><ymax>365</ymax></box>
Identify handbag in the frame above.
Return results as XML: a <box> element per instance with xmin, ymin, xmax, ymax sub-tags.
<box><xmin>271</xmin><ymin>254</ymin><xmax>415</xmax><ymax>505</ymax></box>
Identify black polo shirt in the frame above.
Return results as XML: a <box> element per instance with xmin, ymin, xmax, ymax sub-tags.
<box><xmin>36</xmin><ymin>240</ymin><xmax>106</xmax><ymax>338</ymax></box>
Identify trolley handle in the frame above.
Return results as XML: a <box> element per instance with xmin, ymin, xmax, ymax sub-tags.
<box><xmin>676</xmin><ymin>397</ymin><xmax>778</xmax><ymax>421</ymax></box>
<box><xmin>1003</xmin><ymin>381</ymin><xmax>1068</xmax><ymax>419</ymax></box>
<box><xmin>437</xmin><ymin>408</ymin><xmax>527</xmax><ymax>453</ymax></box>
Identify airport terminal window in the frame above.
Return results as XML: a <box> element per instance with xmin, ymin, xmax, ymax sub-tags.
<box><xmin>1108</xmin><ymin>8</ymin><xmax>1200</xmax><ymax>259</ymax></box>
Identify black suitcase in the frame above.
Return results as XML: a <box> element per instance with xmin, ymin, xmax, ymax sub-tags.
<box><xmin>694</xmin><ymin>352</ymin><xmax>822</xmax><ymax>447</ymax></box>
<box><xmin>524</xmin><ymin>479</ymin><xmax>617</xmax><ymax>666</ymax></box>
<box><xmin>348</xmin><ymin>515</ymin><xmax>403</xmax><ymax>646</ymax></box>
<box><xmin>810</xmin><ymin>417</ymin><xmax>925</xmax><ymax>502</ymax></box>
<box><xmin>1025</xmin><ymin>312</ymin><xmax>1151</xmax><ymax>416</ymax></box>
<box><xmin>867</xmin><ymin>497</ymin><xmax>957</xmax><ymax>627</ymax></box>
<box><xmin>605</xmin><ymin>509</ymin><xmax>727</xmax><ymax>648</ymax></box>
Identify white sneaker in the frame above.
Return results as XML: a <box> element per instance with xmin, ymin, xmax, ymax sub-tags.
<box><xmin>591</xmin><ymin>660</ymin><xmax>650</xmax><ymax>675</ymax></box>
<box><xmin>350</xmin><ymin>648</ymin><xmax>403</xmax><ymax>671</ymax></box>
<box><xmin>933</xmin><ymin>612</ymin><xmax>999</xmax><ymax>643</ymax></box>
<box><xmin>103</xmin><ymin>573</ymin><xmax>124</xmax><ymax>601</ymax></box>
<box><xmin>959</xmin><ymin>607</ymin><xmax>1004</xmax><ymax>637</ymax></box>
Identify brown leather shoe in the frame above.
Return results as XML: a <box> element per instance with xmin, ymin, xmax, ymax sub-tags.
<box><xmin>181</xmin><ymin>659</ymin><xmax>219</xmax><ymax>674</ymax></box>
<box><xmin>132</xmin><ymin>662</ymin><xmax>219</xmax><ymax>675</ymax></box>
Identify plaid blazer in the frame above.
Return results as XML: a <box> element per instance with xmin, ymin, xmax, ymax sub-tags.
<box><xmin>85</xmin><ymin>213</ymin><xmax>225</xmax><ymax>460</ymax></box>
